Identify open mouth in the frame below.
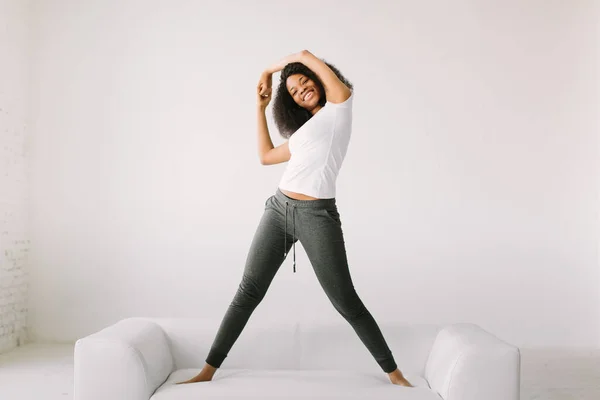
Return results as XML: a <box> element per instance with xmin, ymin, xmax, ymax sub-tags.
<box><xmin>304</xmin><ymin>90</ymin><xmax>314</xmax><ymax>101</ymax></box>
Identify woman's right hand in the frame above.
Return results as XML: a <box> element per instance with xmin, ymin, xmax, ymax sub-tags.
<box><xmin>257</xmin><ymin>72</ymin><xmax>272</xmax><ymax>109</ymax></box>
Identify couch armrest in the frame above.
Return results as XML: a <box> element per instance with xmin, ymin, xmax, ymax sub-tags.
<box><xmin>74</xmin><ymin>317</ymin><xmax>174</xmax><ymax>400</ymax></box>
<box><xmin>424</xmin><ymin>323</ymin><xmax>520</xmax><ymax>400</ymax></box>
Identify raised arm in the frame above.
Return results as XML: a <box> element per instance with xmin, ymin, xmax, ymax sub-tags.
<box><xmin>256</xmin><ymin>75</ymin><xmax>290</xmax><ymax>166</ymax></box>
<box><xmin>265</xmin><ymin>50</ymin><xmax>352</xmax><ymax>104</ymax></box>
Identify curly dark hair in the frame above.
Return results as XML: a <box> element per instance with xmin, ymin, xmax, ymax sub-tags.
<box><xmin>272</xmin><ymin>59</ymin><xmax>353</xmax><ymax>139</ymax></box>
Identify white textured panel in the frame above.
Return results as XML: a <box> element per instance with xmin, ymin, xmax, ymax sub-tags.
<box><xmin>0</xmin><ymin>0</ymin><xmax>31</xmax><ymax>355</ymax></box>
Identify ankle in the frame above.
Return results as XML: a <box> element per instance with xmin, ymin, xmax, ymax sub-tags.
<box><xmin>203</xmin><ymin>363</ymin><xmax>218</xmax><ymax>374</ymax></box>
<box><xmin>388</xmin><ymin>369</ymin><xmax>407</xmax><ymax>380</ymax></box>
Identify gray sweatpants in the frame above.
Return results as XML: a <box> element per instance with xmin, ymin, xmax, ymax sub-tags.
<box><xmin>205</xmin><ymin>188</ymin><xmax>398</xmax><ymax>373</ymax></box>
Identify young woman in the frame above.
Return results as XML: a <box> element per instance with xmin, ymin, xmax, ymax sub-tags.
<box><xmin>178</xmin><ymin>50</ymin><xmax>413</xmax><ymax>387</ymax></box>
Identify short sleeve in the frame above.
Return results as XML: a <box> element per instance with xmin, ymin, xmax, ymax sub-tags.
<box><xmin>326</xmin><ymin>90</ymin><xmax>353</xmax><ymax>108</ymax></box>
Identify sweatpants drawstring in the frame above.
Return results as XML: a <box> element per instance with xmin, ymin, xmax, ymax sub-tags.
<box><xmin>284</xmin><ymin>201</ymin><xmax>296</xmax><ymax>273</ymax></box>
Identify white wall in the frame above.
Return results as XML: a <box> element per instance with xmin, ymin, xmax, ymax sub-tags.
<box><xmin>0</xmin><ymin>0</ymin><xmax>31</xmax><ymax>354</ymax></box>
<box><xmin>27</xmin><ymin>0</ymin><xmax>599</xmax><ymax>349</ymax></box>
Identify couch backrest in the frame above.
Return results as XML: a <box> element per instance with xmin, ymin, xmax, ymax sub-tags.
<box><xmin>148</xmin><ymin>318</ymin><xmax>442</xmax><ymax>376</ymax></box>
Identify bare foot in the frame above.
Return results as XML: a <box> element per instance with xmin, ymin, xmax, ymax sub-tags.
<box><xmin>176</xmin><ymin>363</ymin><xmax>217</xmax><ymax>385</ymax></box>
<box><xmin>388</xmin><ymin>369</ymin><xmax>414</xmax><ymax>387</ymax></box>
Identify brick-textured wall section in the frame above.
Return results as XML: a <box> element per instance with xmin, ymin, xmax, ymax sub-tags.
<box><xmin>0</xmin><ymin>0</ymin><xmax>31</xmax><ymax>354</ymax></box>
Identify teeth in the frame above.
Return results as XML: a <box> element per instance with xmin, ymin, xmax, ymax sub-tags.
<box><xmin>305</xmin><ymin>91</ymin><xmax>312</xmax><ymax>100</ymax></box>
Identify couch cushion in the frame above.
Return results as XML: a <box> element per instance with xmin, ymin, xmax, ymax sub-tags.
<box><xmin>150</xmin><ymin>368</ymin><xmax>439</xmax><ymax>400</ymax></box>
<box><xmin>150</xmin><ymin>317</ymin><xmax>442</xmax><ymax>376</ymax></box>
<box><xmin>296</xmin><ymin>322</ymin><xmax>442</xmax><ymax>375</ymax></box>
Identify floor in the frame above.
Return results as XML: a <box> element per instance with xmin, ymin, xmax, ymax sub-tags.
<box><xmin>0</xmin><ymin>344</ymin><xmax>598</xmax><ymax>399</ymax></box>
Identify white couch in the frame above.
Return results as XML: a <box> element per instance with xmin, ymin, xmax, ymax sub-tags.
<box><xmin>73</xmin><ymin>317</ymin><xmax>520</xmax><ymax>400</ymax></box>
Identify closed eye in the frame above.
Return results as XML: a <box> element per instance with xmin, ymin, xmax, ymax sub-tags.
<box><xmin>293</xmin><ymin>78</ymin><xmax>306</xmax><ymax>96</ymax></box>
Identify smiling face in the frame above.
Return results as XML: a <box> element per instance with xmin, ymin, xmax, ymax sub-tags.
<box><xmin>286</xmin><ymin>74</ymin><xmax>321</xmax><ymax>110</ymax></box>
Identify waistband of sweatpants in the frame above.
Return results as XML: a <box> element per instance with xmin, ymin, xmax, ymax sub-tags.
<box><xmin>275</xmin><ymin>188</ymin><xmax>336</xmax><ymax>208</ymax></box>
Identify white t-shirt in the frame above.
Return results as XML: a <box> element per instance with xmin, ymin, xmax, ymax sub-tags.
<box><xmin>278</xmin><ymin>90</ymin><xmax>354</xmax><ymax>199</ymax></box>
